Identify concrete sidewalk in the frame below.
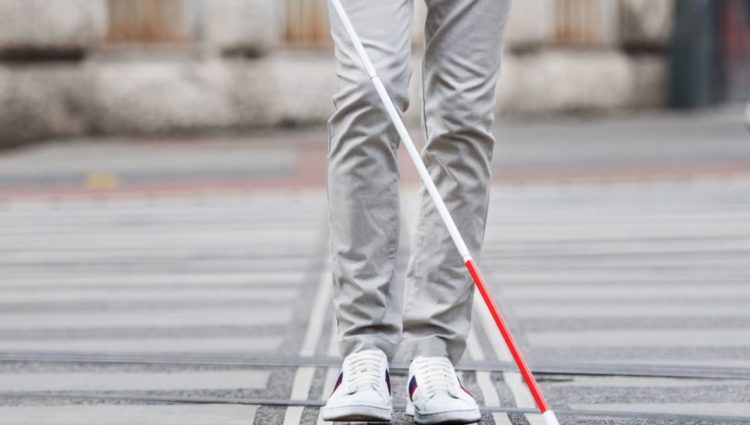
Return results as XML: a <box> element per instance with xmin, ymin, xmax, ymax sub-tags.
<box><xmin>0</xmin><ymin>107</ymin><xmax>748</xmax><ymax>200</ymax></box>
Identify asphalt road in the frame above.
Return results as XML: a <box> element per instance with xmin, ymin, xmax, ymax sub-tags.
<box><xmin>0</xmin><ymin>109</ymin><xmax>749</xmax><ymax>424</ymax></box>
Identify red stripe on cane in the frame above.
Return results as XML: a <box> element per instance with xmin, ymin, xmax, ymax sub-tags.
<box><xmin>464</xmin><ymin>259</ymin><xmax>551</xmax><ymax>414</ymax></box>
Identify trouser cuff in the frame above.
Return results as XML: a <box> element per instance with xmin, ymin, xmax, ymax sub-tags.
<box><xmin>339</xmin><ymin>334</ymin><xmax>400</xmax><ymax>362</ymax></box>
<box><xmin>400</xmin><ymin>336</ymin><xmax>460</xmax><ymax>364</ymax></box>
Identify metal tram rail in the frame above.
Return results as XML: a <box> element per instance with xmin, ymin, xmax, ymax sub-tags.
<box><xmin>1</xmin><ymin>392</ymin><xmax>749</xmax><ymax>424</ymax></box>
<box><xmin>3</xmin><ymin>352</ymin><xmax>750</xmax><ymax>422</ymax></box>
<box><xmin>2</xmin><ymin>352</ymin><xmax>749</xmax><ymax>380</ymax></box>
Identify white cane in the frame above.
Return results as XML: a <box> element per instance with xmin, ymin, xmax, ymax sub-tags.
<box><xmin>328</xmin><ymin>1</ymin><xmax>560</xmax><ymax>424</ymax></box>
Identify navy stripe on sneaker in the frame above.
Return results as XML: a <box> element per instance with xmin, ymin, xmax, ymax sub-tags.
<box><xmin>331</xmin><ymin>372</ymin><xmax>344</xmax><ymax>395</ymax></box>
<box><xmin>408</xmin><ymin>376</ymin><xmax>418</xmax><ymax>401</ymax></box>
<box><xmin>458</xmin><ymin>377</ymin><xmax>474</xmax><ymax>397</ymax></box>
<box><xmin>385</xmin><ymin>370</ymin><xmax>391</xmax><ymax>394</ymax></box>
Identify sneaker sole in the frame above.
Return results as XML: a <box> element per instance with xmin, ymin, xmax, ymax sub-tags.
<box><xmin>406</xmin><ymin>405</ymin><xmax>481</xmax><ymax>425</ymax></box>
<box><xmin>320</xmin><ymin>404</ymin><xmax>392</xmax><ymax>422</ymax></box>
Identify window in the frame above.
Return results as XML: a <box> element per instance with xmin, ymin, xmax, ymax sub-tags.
<box><xmin>553</xmin><ymin>0</ymin><xmax>617</xmax><ymax>46</ymax></box>
<box><xmin>278</xmin><ymin>0</ymin><xmax>618</xmax><ymax>48</ymax></box>
<box><xmin>283</xmin><ymin>0</ymin><xmax>331</xmax><ymax>46</ymax></box>
<box><xmin>105</xmin><ymin>0</ymin><xmax>193</xmax><ymax>45</ymax></box>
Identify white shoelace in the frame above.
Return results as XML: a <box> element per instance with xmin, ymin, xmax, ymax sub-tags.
<box><xmin>347</xmin><ymin>351</ymin><xmax>385</xmax><ymax>391</ymax></box>
<box><xmin>413</xmin><ymin>357</ymin><xmax>459</xmax><ymax>398</ymax></box>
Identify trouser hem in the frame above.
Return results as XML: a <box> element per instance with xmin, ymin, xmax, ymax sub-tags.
<box><xmin>340</xmin><ymin>335</ymin><xmax>401</xmax><ymax>362</ymax></box>
<box><xmin>399</xmin><ymin>336</ymin><xmax>458</xmax><ymax>364</ymax></box>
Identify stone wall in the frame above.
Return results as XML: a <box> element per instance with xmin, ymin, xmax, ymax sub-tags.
<box><xmin>0</xmin><ymin>0</ymin><xmax>675</xmax><ymax>148</ymax></box>
<box><xmin>200</xmin><ymin>0</ymin><xmax>276</xmax><ymax>56</ymax></box>
<box><xmin>88</xmin><ymin>58</ymin><xmax>280</xmax><ymax>134</ymax></box>
<box><xmin>0</xmin><ymin>0</ymin><xmax>106</xmax><ymax>56</ymax></box>
<box><xmin>619</xmin><ymin>0</ymin><xmax>674</xmax><ymax>49</ymax></box>
<box><xmin>0</xmin><ymin>0</ymin><xmax>106</xmax><ymax>148</ymax></box>
<box><xmin>497</xmin><ymin>0</ymin><xmax>672</xmax><ymax>114</ymax></box>
<box><xmin>0</xmin><ymin>0</ymin><xmax>277</xmax><ymax>148</ymax></box>
<box><xmin>0</xmin><ymin>64</ymin><xmax>91</xmax><ymax>147</ymax></box>
<box><xmin>85</xmin><ymin>0</ymin><xmax>279</xmax><ymax>135</ymax></box>
<box><xmin>504</xmin><ymin>0</ymin><xmax>552</xmax><ymax>50</ymax></box>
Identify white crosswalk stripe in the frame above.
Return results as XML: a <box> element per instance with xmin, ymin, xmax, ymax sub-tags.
<box><xmin>0</xmin><ymin>371</ymin><xmax>270</xmax><ymax>392</ymax></box>
<box><xmin>0</xmin><ymin>308</ymin><xmax>294</xmax><ymax>329</ymax></box>
<box><xmin>3</xmin><ymin>176</ymin><xmax>750</xmax><ymax>424</ymax></box>
<box><xmin>0</xmin><ymin>193</ymin><xmax>326</xmax><ymax>425</ymax></box>
<box><xmin>0</xmin><ymin>272</ymin><xmax>307</xmax><ymax>287</ymax></box>
<box><xmin>0</xmin><ymin>336</ymin><xmax>284</xmax><ymax>353</ymax></box>
<box><xmin>0</xmin><ymin>405</ymin><xmax>260</xmax><ymax>425</ymax></box>
<box><xmin>478</xmin><ymin>179</ymin><xmax>750</xmax><ymax>422</ymax></box>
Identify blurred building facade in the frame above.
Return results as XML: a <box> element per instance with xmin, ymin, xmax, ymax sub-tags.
<box><xmin>0</xmin><ymin>0</ymin><xmax>743</xmax><ymax>147</ymax></box>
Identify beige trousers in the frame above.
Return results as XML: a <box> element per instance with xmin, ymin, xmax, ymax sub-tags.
<box><xmin>327</xmin><ymin>0</ymin><xmax>511</xmax><ymax>364</ymax></box>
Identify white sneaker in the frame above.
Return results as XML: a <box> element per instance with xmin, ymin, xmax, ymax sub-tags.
<box><xmin>406</xmin><ymin>356</ymin><xmax>481</xmax><ymax>424</ymax></box>
<box><xmin>321</xmin><ymin>349</ymin><xmax>392</xmax><ymax>422</ymax></box>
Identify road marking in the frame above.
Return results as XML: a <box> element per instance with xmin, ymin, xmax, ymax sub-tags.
<box><xmin>0</xmin><ymin>288</ymin><xmax>297</xmax><ymax>303</ymax></box>
<box><xmin>0</xmin><ymin>308</ymin><xmax>293</xmax><ymax>329</ymax></box>
<box><xmin>476</xmin><ymin>271</ymin><xmax>750</xmax><ymax>283</ymax></box>
<box><xmin>317</xmin><ymin>318</ymin><xmax>342</xmax><ymax>424</ymax></box>
<box><xmin>0</xmin><ymin>371</ymin><xmax>269</xmax><ymax>392</ymax></box>
<box><xmin>502</xmin><ymin>285</ymin><xmax>750</xmax><ymax>300</ymax></box>
<box><xmin>474</xmin><ymin>292</ymin><xmax>543</xmax><ymax>425</ymax></box>
<box><xmin>511</xmin><ymin>304</ymin><xmax>750</xmax><ymax>319</ymax></box>
<box><xmin>527</xmin><ymin>329</ymin><xmax>750</xmax><ymax>348</ymax></box>
<box><xmin>570</xmin><ymin>403</ymin><xmax>750</xmax><ymax>417</ymax></box>
<box><xmin>483</xmin><ymin>238</ymin><xmax>750</xmax><ymax>252</ymax></box>
<box><xmin>0</xmin><ymin>231</ymin><xmax>319</xmax><ymax>247</ymax></box>
<box><xmin>284</xmin><ymin>266</ymin><xmax>332</xmax><ymax>425</ymax></box>
<box><xmin>556</xmin><ymin>376</ymin><xmax>749</xmax><ymax>388</ymax></box>
<box><xmin>0</xmin><ymin>404</ymin><xmax>258</xmax><ymax>425</ymax></box>
<box><xmin>0</xmin><ymin>336</ymin><xmax>284</xmax><ymax>353</ymax></box>
<box><xmin>85</xmin><ymin>172</ymin><xmax>120</xmax><ymax>190</ymax></box>
<box><xmin>285</xmin><ymin>366</ymin><xmax>316</xmax><ymax>425</ymax></box>
<box><xmin>0</xmin><ymin>272</ymin><xmax>306</xmax><ymax>287</ymax></box>
<box><xmin>299</xmin><ymin>270</ymin><xmax>334</xmax><ymax>358</ymax></box>
<box><xmin>482</xmin><ymin>256</ymin><xmax>750</xmax><ymax>269</ymax></box>
<box><xmin>482</xmin><ymin>224</ymin><xmax>750</xmax><ymax>242</ymax></box>
<box><xmin>467</xmin><ymin>326</ymin><xmax>512</xmax><ymax>425</ymax></box>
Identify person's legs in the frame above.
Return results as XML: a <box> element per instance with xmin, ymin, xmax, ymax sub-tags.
<box><xmin>402</xmin><ymin>0</ymin><xmax>512</xmax><ymax>365</ymax></box>
<box><xmin>327</xmin><ymin>0</ymin><xmax>414</xmax><ymax>361</ymax></box>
